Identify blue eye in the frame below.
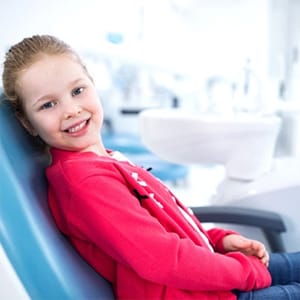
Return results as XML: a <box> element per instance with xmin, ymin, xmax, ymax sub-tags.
<box><xmin>41</xmin><ymin>101</ymin><xmax>56</xmax><ymax>110</ymax></box>
<box><xmin>72</xmin><ymin>87</ymin><xmax>83</xmax><ymax>96</ymax></box>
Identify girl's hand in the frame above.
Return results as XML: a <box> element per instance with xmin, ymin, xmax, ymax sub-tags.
<box><xmin>222</xmin><ymin>234</ymin><xmax>269</xmax><ymax>267</ymax></box>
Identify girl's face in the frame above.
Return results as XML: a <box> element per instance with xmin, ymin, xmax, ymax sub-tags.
<box><xmin>17</xmin><ymin>54</ymin><xmax>108</xmax><ymax>155</ymax></box>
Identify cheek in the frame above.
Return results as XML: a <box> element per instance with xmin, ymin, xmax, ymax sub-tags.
<box><xmin>29</xmin><ymin>115</ymin><xmax>57</xmax><ymax>138</ymax></box>
<box><xmin>96</xmin><ymin>104</ymin><xmax>104</xmax><ymax>126</ymax></box>
<box><xmin>22</xmin><ymin>104</ymin><xmax>45</xmax><ymax>135</ymax></box>
<box><xmin>91</xmin><ymin>96</ymin><xmax>104</xmax><ymax>123</ymax></box>
<box><xmin>19</xmin><ymin>112</ymin><xmax>40</xmax><ymax>136</ymax></box>
<box><xmin>97</xmin><ymin>102</ymin><xmax>103</xmax><ymax>116</ymax></box>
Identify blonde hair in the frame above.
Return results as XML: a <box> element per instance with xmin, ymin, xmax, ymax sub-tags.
<box><xmin>2</xmin><ymin>34</ymin><xmax>89</xmax><ymax>117</ymax></box>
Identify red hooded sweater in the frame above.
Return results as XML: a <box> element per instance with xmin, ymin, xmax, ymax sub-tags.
<box><xmin>46</xmin><ymin>148</ymin><xmax>271</xmax><ymax>300</ymax></box>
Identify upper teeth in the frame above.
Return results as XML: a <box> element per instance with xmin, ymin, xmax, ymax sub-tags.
<box><xmin>68</xmin><ymin>121</ymin><xmax>86</xmax><ymax>133</ymax></box>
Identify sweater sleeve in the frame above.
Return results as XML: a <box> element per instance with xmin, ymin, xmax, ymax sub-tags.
<box><xmin>64</xmin><ymin>168</ymin><xmax>271</xmax><ymax>292</ymax></box>
<box><xmin>207</xmin><ymin>227</ymin><xmax>240</xmax><ymax>253</ymax></box>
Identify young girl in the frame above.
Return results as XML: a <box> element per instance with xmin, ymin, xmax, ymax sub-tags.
<box><xmin>2</xmin><ymin>35</ymin><xmax>300</xmax><ymax>300</ymax></box>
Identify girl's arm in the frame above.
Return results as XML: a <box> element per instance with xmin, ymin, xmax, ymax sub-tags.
<box><xmin>64</xmin><ymin>171</ymin><xmax>270</xmax><ymax>292</ymax></box>
<box><xmin>222</xmin><ymin>234</ymin><xmax>269</xmax><ymax>266</ymax></box>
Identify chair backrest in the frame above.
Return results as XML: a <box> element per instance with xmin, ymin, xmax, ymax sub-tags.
<box><xmin>0</xmin><ymin>94</ymin><xmax>114</xmax><ymax>299</ymax></box>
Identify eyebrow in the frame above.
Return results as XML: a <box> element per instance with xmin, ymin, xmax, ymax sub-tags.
<box><xmin>32</xmin><ymin>78</ymin><xmax>85</xmax><ymax>107</ymax></box>
<box><xmin>32</xmin><ymin>94</ymin><xmax>55</xmax><ymax>108</ymax></box>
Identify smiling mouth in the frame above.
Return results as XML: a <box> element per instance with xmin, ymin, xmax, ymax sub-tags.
<box><xmin>65</xmin><ymin>119</ymin><xmax>89</xmax><ymax>133</ymax></box>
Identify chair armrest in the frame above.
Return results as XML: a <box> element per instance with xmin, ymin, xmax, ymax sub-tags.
<box><xmin>191</xmin><ymin>206</ymin><xmax>286</xmax><ymax>253</ymax></box>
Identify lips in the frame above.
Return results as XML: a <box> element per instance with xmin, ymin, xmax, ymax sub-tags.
<box><xmin>67</xmin><ymin>120</ymin><xmax>87</xmax><ymax>133</ymax></box>
<box><xmin>63</xmin><ymin>119</ymin><xmax>90</xmax><ymax>134</ymax></box>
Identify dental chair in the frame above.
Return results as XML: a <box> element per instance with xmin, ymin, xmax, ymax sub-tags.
<box><xmin>0</xmin><ymin>94</ymin><xmax>114</xmax><ymax>299</ymax></box>
<box><xmin>0</xmin><ymin>95</ymin><xmax>286</xmax><ymax>299</ymax></box>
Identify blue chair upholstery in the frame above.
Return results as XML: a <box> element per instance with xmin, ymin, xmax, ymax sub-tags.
<box><xmin>0</xmin><ymin>96</ymin><xmax>114</xmax><ymax>299</ymax></box>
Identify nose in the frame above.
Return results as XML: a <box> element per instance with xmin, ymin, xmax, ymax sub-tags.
<box><xmin>63</xmin><ymin>99</ymin><xmax>82</xmax><ymax>119</ymax></box>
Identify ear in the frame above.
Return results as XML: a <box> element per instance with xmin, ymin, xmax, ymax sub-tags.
<box><xmin>16</xmin><ymin>113</ymin><xmax>38</xmax><ymax>136</ymax></box>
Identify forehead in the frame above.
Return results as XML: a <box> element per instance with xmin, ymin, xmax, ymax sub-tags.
<box><xmin>21</xmin><ymin>54</ymin><xmax>84</xmax><ymax>81</ymax></box>
<box><xmin>17</xmin><ymin>55</ymin><xmax>87</xmax><ymax>99</ymax></box>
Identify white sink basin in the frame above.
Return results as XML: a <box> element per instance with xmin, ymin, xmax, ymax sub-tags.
<box><xmin>139</xmin><ymin>109</ymin><xmax>281</xmax><ymax>181</ymax></box>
